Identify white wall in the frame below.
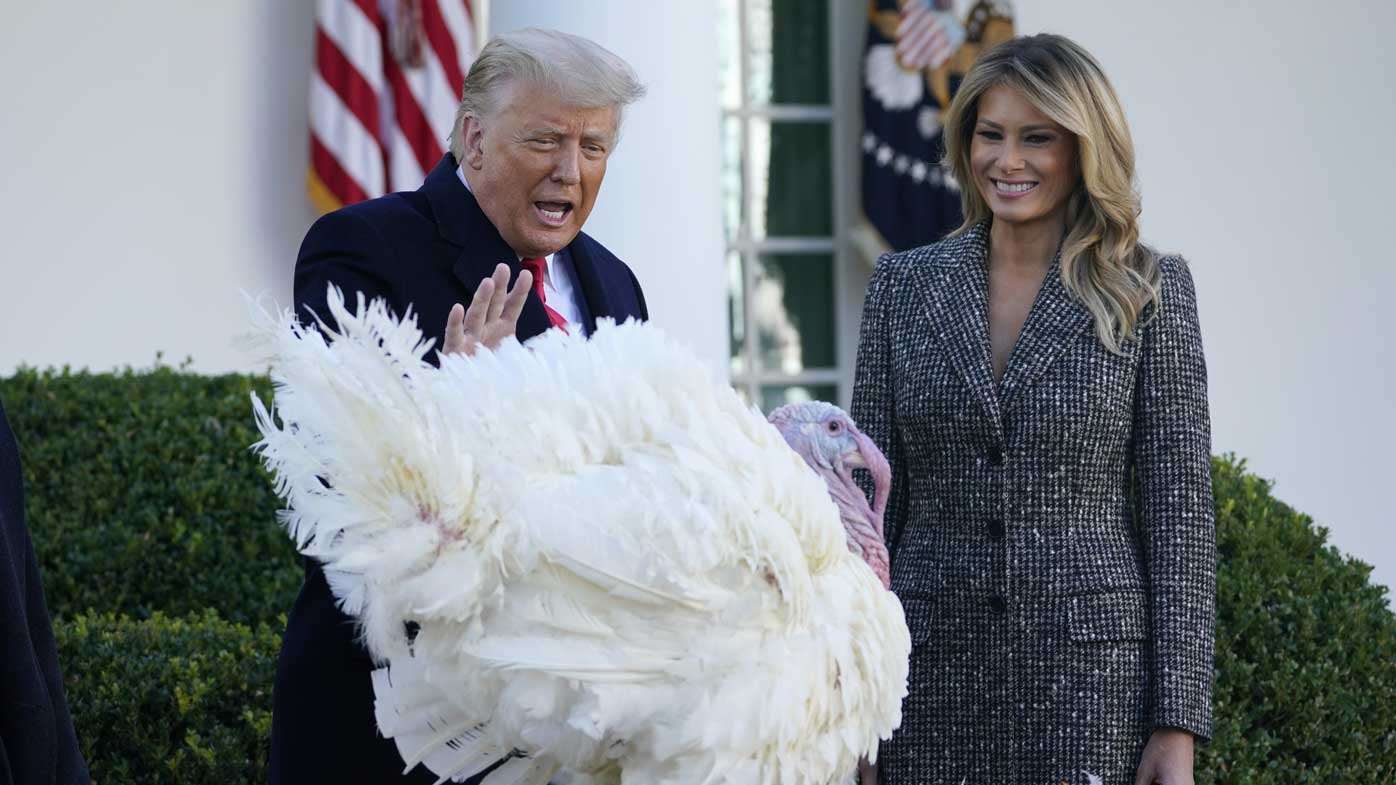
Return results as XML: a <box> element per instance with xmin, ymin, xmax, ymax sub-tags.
<box><xmin>0</xmin><ymin>1</ymin><xmax>317</xmax><ymax>373</ymax></box>
<box><xmin>488</xmin><ymin>1</ymin><xmax>727</xmax><ymax>374</ymax></box>
<box><xmin>1014</xmin><ymin>0</ymin><xmax>1396</xmax><ymax>595</ymax></box>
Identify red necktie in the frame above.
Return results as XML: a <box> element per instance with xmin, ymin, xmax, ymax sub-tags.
<box><xmin>519</xmin><ymin>258</ymin><xmax>569</xmax><ymax>334</ymax></box>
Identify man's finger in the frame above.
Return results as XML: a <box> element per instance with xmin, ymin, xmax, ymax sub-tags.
<box><xmin>464</xmin><ymin>279</ymin><xmax>494</xmax><ymax>337</ymax></box>
<box><xmin>442</xmin><ymin>302</ymin><xmax>466</xmax><ymax>353</ymax></box>
<box><xmin>486</xmin><ymin>263</ymin><xmax>511</xmax><ymax>322</ymax></box>
<box><xmin>501</xmin><ymin>268</ymin><xmax>532</xmax><ymax>325</ymax></box>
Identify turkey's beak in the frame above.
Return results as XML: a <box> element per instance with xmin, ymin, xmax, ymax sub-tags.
<box><xmin>842</xmin><ymin>449</ymin><xmax>866</xmax><ymax>468</ymax></box>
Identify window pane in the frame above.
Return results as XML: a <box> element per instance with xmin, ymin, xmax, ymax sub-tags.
<box><xmin>717</xmin><ymin>0</ymin><xmax>741</xmax><ymax>111</ymax></box>
<box><xmin>752</xmin><ymin>119</ymin><xmax>832</xmax><ymax>238</ymax></box>
<box><xmin>753</xmin><ymin>253</ymin><xmax>835</xmax><ymax>373</ymax></box>
<box><xmin>728</xmin><ymin>251</ymin><xmax>748</xmax><ymax>376</ymax></box>
<box><xmin>761</xmin><ymin>384</ymin><xmax>839</xmax><ymax>413</ymax></box>
<box><xmin>747</xmin><ymin>0</ymin><xmax>829</xmax><ymax>105</ymax></box>
<box><xmin>721</xmin><ymin>116</ymin><xmax>743</xmax><ymax>243</ymax></box>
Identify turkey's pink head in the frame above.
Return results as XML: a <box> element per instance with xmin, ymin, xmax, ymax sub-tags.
<box><xmin>767</xmin><ymin>401</ymin><xmax>892</xmax><ymax>589</ymax></box>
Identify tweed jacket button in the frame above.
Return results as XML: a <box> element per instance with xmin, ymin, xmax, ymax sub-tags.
<box><xmin>986</xmin><ymin>444</ymin><xmax>1005</xmax><ymax>466</ymax></box>
<box><xmin>987</xmin><ymin>595</ymin><xmax>1006</xmax><ymax>614</ymax></box>
<box><xmin>987</xmin><ymin>517</ymin><xmax>1005</xmax><ymax>540</ymax></box>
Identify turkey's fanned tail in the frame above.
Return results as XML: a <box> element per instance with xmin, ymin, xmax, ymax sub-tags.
<box><xmin>250</xmin><ymin>286</ymin><xmax>911</xmax><ymax>785</ymax></box>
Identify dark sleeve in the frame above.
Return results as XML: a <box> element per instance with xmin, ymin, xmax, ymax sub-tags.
<box><xmin>0</xmin><ymin>401</ymin><xmax>90</xmax><ymax>785</ymax></box>
<box><xmin>851</xmin><ymin>255</ymin><xmax>910</xmax><ymax>556</ymax></box>
<box><xmin>273</xmin><ymin>211</ymin><xmax>443</xmax><ymax>785</ymax></box>
<box><xmin>23</xmin><ymin>527</ymin><xmax>89</xmax><ymax>785</ymax></box>
<box><xmin>1131</xmin><ymin>257</ymin><xmax>1217</xmax><ymax>740</ymax></box>
<box><xmin>624</xmin><ymin>264</ymin><xmax>648</xmax><ymax>322</ymax></box>
<box><xmin>293</xmin><ymin>208</ymin><xmax>396</xmax><ymax>331</ymax></box>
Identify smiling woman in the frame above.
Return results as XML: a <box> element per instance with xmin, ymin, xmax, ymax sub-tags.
<box><xmin>853</xmin><ymin>33</ymin><xmax>1215</xmax><ymax>785</ymax></box>
<box><xmin>969</xmin><ymin>87</ymin><xmax>1079</xmax><ymax>233</ymax></box>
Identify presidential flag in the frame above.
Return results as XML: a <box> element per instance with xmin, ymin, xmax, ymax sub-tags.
<box><xmin>861</xmin><ymin>0</ymin><xmax>1015</xmax><ymax>252</ymax></box>
<box><xmin>309</xmin><ymin>0</ymin><xmax>478</xmax><ymax>212</ymax></box>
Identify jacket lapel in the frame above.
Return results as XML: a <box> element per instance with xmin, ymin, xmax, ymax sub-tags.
<box><xmin>421</xmin><ymin>154</ymin><xmax>552</xmax><ymax>340</ymax></box>
<box><xmin>908</xmin><ymin>223</ymin><xmax>1004</xmax><ymax>436</ymax></box>
<box><xmin>564</xmin><ymin>237</ymin><xmax>618</xmax><ymax>334</ymax></box>
<box><xmin>996</xmin><ymin>254</ymin><xmax>1093</xmax><ymax>411</ymax></box>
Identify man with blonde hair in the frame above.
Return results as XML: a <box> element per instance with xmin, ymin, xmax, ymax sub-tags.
<box><xmin>270</xmin><ymin>28</ymin><xmax>649</xmax><ymax>785</ymax></box>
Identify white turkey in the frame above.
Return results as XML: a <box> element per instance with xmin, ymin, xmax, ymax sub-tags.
<box><xmin>248</xmin><ymin>288</ymin><xmax>910</xmax><ymax>785</ymax></box>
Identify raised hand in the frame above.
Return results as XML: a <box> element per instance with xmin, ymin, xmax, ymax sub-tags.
<box><xmin>441</xmin><ymin>263</ymin><xmax>532</xmax><ymax>357</ymax></box>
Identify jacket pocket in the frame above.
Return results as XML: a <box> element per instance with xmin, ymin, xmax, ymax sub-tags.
<box><xmin>1067</xmin><ymin>589</ymin><xmax>1147</xmax><ymax>642</ymax></box>
<box><xmin>897</xmin><ymin>594</ymin><xmax>936</xmax><ymax>648</ymax></box>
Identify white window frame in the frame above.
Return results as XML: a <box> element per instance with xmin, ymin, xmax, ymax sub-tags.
<box><xmin>725</xmin><ymin>0</ymin><xmax>861</xmax><ymax>408</ymax></box>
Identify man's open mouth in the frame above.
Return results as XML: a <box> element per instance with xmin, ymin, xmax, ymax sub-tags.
<box><xmin>534</xmin><ymin>201</ymin><xmax>573</xmax><ymax>226</ymax></box>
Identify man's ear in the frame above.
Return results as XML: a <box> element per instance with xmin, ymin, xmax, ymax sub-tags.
<box><xmin>461</xmin><ymin>115</ymin><xmax>486</xmax><ymax>169</ymax></box>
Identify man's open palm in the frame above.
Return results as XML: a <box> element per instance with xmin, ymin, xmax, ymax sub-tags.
<box><xmin>442</xmin><ymin>262</ymin><xmax>532</xmax><ymax>357</ymax></box>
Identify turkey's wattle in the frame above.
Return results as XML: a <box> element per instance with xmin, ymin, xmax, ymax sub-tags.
<box><xmin>767</xmin><ymin>401</ymin><xmax>893</xmax><ymax>590</ymax></box>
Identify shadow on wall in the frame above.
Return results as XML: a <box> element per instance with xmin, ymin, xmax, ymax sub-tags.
<box><xmin>250</xmin><ymin>1</ymin><xmax>320</xmax><ymax>289</ymax></box>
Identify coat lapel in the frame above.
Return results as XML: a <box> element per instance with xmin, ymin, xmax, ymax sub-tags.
<box><xmin>562</xmin><ymin>239</ymin><xmax>614</xmax><ymax>334</ymax></box>
<box><xmin>908</xmin><ymin>223</ymin><xmax>1004</xmax><ymax>436</ymax></box>
<box><xmin>421</xmin><ymin>154</ymin><xmax>552</xmax><ymax>340</ymax></box>
<box><xmin>996</xmin><ymin>253</ymin><xmax>1093</xmax><ymax>411</ymax></box>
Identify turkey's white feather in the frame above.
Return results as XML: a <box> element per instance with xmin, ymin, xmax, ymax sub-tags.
<box><xmin>250</xmin><ymin>287</ymin><xmax>910</xmax><ymax>785</ymax></box>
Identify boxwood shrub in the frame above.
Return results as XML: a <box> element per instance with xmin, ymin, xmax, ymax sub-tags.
<box><xmin>54</xmin><ymin>610</ymin><xmax>279</xmax><ymax>785</ymax></box>
<box><xmin>0</xmin><ymin>365</ymin><xmax>300</xmax><ymax>625</ymax></box>
<box><xmin>1199</xmin><ymin>456</ymin><xmax>1396</xmax><ymax>782</ymax></box>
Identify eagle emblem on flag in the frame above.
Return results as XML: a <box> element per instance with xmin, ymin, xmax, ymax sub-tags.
<box><xmin>860</xmin><ymin>0</ymin><xmax>1014</xmax><ymax>252</ymax></box>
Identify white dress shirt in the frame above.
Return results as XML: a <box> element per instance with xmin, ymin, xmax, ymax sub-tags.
<box><xmin>457</xmin><ymin>166</ymin><xmax>586</xmax><ymax>333</ymax></box>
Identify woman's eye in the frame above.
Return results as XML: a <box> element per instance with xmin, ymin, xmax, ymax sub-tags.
<box><xmin>976</xmin><ymin>130</ymin><xmax>1002</xmax><ymax>141</ymax></box>
<box><xmin>1026</xmin><ymin>134</ymin><xmax>1051</xmax><ymax>144</ymax></box>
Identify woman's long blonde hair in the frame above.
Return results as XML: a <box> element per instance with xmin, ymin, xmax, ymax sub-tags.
<box><xmin>942</xmin><ymin>34</ymin><xmax>1160</xmax><ymax>352</ymax></box>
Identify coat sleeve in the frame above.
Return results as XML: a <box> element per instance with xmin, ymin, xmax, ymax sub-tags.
<box><xmin>1131</xmin><ymin>257</ymin><xmax>1217</xmax><ymax>740</ymax></box>
<box><xmin>622</xmin><ymin>263</ymin><xmax>649</xmax><ymax>322</ymax></box>
<box><xmin>851</xmin><ymin>255</ymin><xmax>910</xmax><ymax>558</ymax></box>
<box><xmin>293</xmin><ymin>208</ymin><xmax>397</xmax><ymax>332</ymax></box>
<box><xmin>0</xmin><ymin>400</ymin><xmax>91</xmax><ymax>785</ymax></box>
<box><xmin>274</xmin><ymin>211</ymin><xmax>447</xmax><ymax>784</ymax></box>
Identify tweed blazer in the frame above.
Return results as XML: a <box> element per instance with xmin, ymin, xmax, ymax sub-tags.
<box><xmin>851</xmin><ymin>223</ymin><xmax>1216</xmax><ymax>785</ymax></box>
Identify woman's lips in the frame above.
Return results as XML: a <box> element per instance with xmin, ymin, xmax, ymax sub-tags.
<box><xmin>991</xmin><ymin>178</ymin><xmax>1038</xmax><ymax>199</ymax></box>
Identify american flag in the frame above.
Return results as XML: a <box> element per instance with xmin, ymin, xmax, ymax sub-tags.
<box><xmin>895</xmin><ymin>0</ymin><xmax>963</xmax><ymax>71</ymax></box>
<box><xmin>308</xmin><ymin>0</ymin><xmax>478</xmax><ymax>212</ymax></box>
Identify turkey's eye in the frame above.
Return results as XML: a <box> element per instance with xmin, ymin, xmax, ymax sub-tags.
<box><xmin>826</xmin><ymin>421</ymin><xmax>842</xmax><ymax>434</ymax></box>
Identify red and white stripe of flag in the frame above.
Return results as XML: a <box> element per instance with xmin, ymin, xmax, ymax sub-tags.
<box><xmin>895</xmin><ymin>0</ymin><xmax>958</xmax><ymax>72</ymax></box>
<box><xmin>309</xmin><ymin>0</ymin><xmax>477</xmax><ymax>213</ymax></box>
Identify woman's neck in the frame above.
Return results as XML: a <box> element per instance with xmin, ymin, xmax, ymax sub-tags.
<box><xmin>987</xmin><ymin>216</ymin><xmax>1066</xmax><ymax>272</ymax></box>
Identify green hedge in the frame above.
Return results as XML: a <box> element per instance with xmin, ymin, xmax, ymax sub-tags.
<box><xmin>4</xmin><ymin>368</ymin><xmax>1395</xmax><ymax>782</ymax></box>
<box><xmin>55</xmin><ymin>610</ymin><xmax>278</xmax><ymax>785</ymax></box>
<box><xmin>0</xmin><ymin>365</ymin><xmax>300</xmax><ymax>625</ymax></box>
<box><xmin>1199</xmin><ymin>456</ymin><xmax>1396</xmax><ymax>783</ymax></box>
